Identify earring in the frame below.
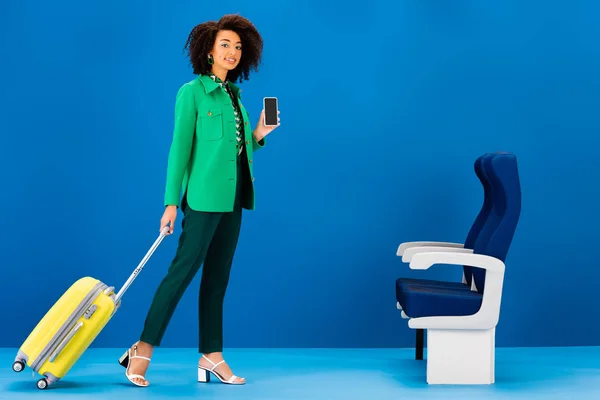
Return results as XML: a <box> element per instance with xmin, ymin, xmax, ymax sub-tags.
<box><xmin>207</xmin><ymin>54</ymin><xmax>214</xmax><ymax>65</ymax></box>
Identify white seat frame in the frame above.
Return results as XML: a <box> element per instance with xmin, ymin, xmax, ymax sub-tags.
<box><xmin>395</xmin><ymin>241</ymin><xmax>505</xmax><ymax>385</ymax></box>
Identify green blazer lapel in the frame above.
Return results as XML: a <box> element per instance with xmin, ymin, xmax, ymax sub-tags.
<box><xmin>197</xmin><ymin>74</ymin><xmax>222</xmax><ymax>94</ymax></box>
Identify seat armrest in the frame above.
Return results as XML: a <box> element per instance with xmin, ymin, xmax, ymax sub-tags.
<box><xmin>401</xmin><ymin>246</ymin><xmax>474</xmax><ymax>263</ymax></box>
<box><xmin>406</xmin><ymin>251</ymin><xmax>505</xmax><ymax>331</ymax></box>
<box><xmin>397</xmin><ymin>241</ymin><xmax>464</xmax><ymax>256</ymax></box>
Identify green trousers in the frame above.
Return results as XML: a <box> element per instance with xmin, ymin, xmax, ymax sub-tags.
<box><xmin>140</xmin><ymin>151</ymin><xmax>248</xmax><ymax>353</ymax></box>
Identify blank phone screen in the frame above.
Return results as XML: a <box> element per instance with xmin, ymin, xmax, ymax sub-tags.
<box><xmin>264</xmin><ymin>98</ymin><xmax>278</xmax><ymax>126</ymax></box>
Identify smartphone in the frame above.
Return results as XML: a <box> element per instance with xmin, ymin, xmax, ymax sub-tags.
<box><xmin>263</xmin><ymin>97</ymin><xmax>279</xmax><ymax>126</ymax></box>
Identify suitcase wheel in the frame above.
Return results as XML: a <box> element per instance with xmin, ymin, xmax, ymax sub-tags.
<box><xmin>37</xmin><ymin>378</ymin><xmax>49</xmax><ymax>390</ymax></box>
<box><xmin>12</xmin><ymin>361</ymin><xmax>25</xmax><ymax>373</ymax></box>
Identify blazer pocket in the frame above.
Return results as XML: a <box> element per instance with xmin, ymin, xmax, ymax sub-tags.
<box><xmin>198</xmin><ymin>108</ymin><xmax>224</xmax><ymax>141</ymax></box>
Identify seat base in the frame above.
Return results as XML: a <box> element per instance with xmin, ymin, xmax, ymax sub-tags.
<box><xmin>426</xmin><ymin>328</ymin><xmax>495</xmax><ymax>385</ymax></box>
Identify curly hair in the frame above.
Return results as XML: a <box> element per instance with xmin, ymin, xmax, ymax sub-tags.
<box><xmin>184</xmin><ymin>14</ymin><xmax>263</xmax><ymax>83</ymax></box>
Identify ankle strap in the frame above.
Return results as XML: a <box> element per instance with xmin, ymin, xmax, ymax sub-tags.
<box><xmin>201</xmin><ymin>355</ymin><xmax>225</xmax><ymax>370</ymax></box>
<box><xmin>131</xmin><ymin>355</ymin><xmax>151</xmax><ymax>361</ymax></box>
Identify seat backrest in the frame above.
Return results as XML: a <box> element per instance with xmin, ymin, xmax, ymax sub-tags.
<box><xmin>462</xmin><ymin>153</ymin><xmax>496</xmax><ymax>285</ymax></box>
<box><xmin>472</xmin><ymin>153</ymin><xmax>522</xmax><ymax>293</ymax></box>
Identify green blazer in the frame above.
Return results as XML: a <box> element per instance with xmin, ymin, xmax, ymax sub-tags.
<box><xmin>163</xmin><ymin>74</ymin><xmax>265</xmax><ymax>212</ymax></box>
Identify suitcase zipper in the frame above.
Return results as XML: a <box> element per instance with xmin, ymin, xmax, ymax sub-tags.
<box><xmin>30</xmin><ymin>281</ymin><xmax>107</xmax><ymax>373</ymax></box>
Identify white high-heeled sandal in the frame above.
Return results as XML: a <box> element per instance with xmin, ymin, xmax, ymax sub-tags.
<box><xmin>198</xmin><ymin>355</ymin><xmax>245</xmax><ymax>385</ymax></box>
<box><xmin>118</xmin><ymin>343</ymin><xmax>151</xmax><ymax>387</ymax></box>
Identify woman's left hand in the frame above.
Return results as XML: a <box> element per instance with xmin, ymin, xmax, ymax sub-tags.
<box><xmin>253</xmin><ymin>109</ymin><xmax>280</xmax><ymax>142</ymax></box>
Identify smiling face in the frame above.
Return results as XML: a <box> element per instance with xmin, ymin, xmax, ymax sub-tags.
<box><xmin>209</xmin><ymin>30</ymin><xmax>242</xmax><ymax>80</ymax></box>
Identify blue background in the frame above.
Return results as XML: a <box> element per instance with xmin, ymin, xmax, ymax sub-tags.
<box><xmin>1</xmin><ymin>0</ymin><xmax>599</xmax><ymax>349</ymax></box>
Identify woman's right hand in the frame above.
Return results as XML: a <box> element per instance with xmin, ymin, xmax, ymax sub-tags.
<box><xmin>161</xmin><ymin>205</ymin><xmax>178</xmax><ymax>235</ymax></box>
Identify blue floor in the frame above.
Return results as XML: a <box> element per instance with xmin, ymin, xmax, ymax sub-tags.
<box><xmin>1</xmin><ymin>347</ymin><xmax>599</xmax><ymax>399</ymax></box>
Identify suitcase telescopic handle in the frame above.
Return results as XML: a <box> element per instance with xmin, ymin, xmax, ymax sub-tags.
<box><xmin>113</xmin><ymin>226</ymin><xmax>170</xmax><ymax>304</ymax></box>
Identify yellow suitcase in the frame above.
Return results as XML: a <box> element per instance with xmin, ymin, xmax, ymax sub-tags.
<box><xmin>12</xmin><ymin>227</ymin><xmax>169</xmax><ymax>390</ymax></box>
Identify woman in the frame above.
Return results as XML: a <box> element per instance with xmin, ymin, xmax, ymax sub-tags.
<box><xmin>118</xmin><ymin>14</ymin><xmax>279</xmax><ymax>387</ymax></box>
